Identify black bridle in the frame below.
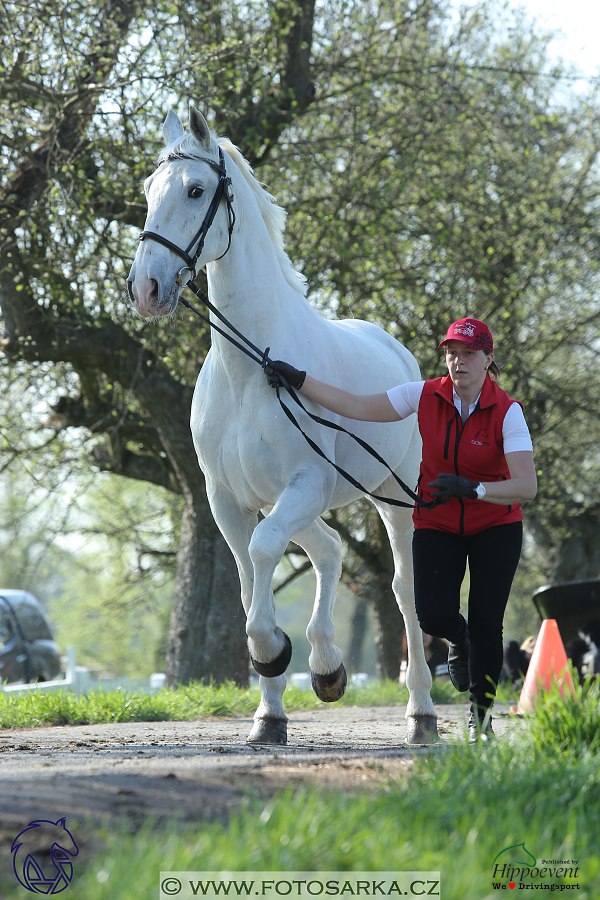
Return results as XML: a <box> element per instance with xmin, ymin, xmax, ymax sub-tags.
<box><xmin>133</xmin><ymin>146</ymin><xmax>437</xmax><ymax>511</ymax></box>
<box><xmin>138</xmin><ymin>146</ymin><xmax>235</xmax><ymax>285</ymax></box>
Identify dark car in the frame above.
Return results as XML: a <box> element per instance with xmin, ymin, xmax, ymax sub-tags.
<box><xmin>0</xmin><ymin>590</ymin><xmax>62</xmax><ymax>685</ymax></box>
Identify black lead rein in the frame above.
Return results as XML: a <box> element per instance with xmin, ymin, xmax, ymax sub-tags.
<box><xmin>180</xmin><ymin>283</ymin><xmax>436</xmax><ymax>512</ymax></box>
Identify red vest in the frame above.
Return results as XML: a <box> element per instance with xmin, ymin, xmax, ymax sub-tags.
<box><xmin>414</xmin><ymin>374</ymin><xmax>524</xmax><ymax>535</ymax></box>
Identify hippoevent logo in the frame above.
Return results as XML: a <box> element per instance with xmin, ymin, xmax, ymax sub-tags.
<box><xmin>491</xmin><ymin>842</ymin><xmax>581</xmax><ymax>891</ymax></box>
<box><xmin>11</xmin><ymin>818</ymin><xmax>79</xmax><ymax>894</ymax></box>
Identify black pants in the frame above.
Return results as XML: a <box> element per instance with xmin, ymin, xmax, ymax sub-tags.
<box><xmin>412</xmin><ymin>522</ymin><xmax>523</xmax><ymax>709</ymax></box>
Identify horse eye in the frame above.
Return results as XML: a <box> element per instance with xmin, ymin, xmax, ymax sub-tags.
<box><xmin>188</xmin><ymin>186</ymin><xmax>204</xmax><ymax>199</ymax></box>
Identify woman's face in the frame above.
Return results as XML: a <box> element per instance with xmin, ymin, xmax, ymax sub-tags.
<box><xmin>444</xmin><ymin>341</ymin><xmax>493</xmax><ymax>393</ymax></box>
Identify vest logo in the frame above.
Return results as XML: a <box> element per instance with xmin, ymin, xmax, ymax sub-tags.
<box><xmin>472</xmin><ymin>429</ymin><xmax>490</xmax><ymax>447</ymax></box>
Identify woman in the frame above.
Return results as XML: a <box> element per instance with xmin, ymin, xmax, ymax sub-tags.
<box><xmin>264</xmin><ymin>317</ymin><xmax>536</xmax><ymax>743</ymax></box>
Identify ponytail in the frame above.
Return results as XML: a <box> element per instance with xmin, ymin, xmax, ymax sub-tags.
<box><xmin>487</xmin><ymin>360</ymin><xmax>501</xmax><ymax>381</ymax></box>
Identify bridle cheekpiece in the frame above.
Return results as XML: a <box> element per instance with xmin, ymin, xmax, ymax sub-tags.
<box><xmin>138</xmin><ymin>145</ymin><xmax>235</xmax><ymax>286</ymax></box>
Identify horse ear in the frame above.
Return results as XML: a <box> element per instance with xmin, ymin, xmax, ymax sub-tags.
<box><xmin>163</xmin><ymin>109</ymin><xmax>184</xmax><ymax>146</ymax></box>
<box><xmin>189</xmin><ymin>106</ymin><xmax>212</xmax><ymax>151</ymax></box>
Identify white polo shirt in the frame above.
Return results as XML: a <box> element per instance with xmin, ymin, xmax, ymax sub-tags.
<box><xmin>387</xmin><ymin>381</ymin><xmax>533</xmax><ymax>454</ymax></box>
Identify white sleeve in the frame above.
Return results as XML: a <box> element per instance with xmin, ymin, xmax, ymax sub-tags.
<box><xmin>503</xmin><ymin>403</ymin><xmax>533</xmax><ymax>454</ymax></box>
<box><xmin>386</xmin><ymin>381</ymin><xmax>425</xmax><ymax>419</ymax></box>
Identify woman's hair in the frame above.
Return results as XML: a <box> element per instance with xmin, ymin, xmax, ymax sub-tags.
<box><xmin>487</xmin><ymin>359</ymin><xmax>500</xmax><ymax>381</ymax></box>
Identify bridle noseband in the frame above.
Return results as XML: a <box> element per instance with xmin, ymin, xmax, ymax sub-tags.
<box><xmin>138</xmin><ymin>146</ymin><xmax>235</xmax><ymax>286</ymax></box>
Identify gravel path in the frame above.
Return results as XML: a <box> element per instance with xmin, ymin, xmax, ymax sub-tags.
<box><xmin>0</xmin><ymin>703</ymin><xmax>522</xmax><ymax>874</ymax></box>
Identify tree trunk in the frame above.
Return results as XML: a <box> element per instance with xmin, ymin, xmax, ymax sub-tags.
<box><xmin>368</xmin><ymin>577</ymin><xmax>405</xmax><ymax>681</ymax></box>
<box><xmin>334</xmin><ymin>511</ymin><xmax>405</xmax><ymax>681</ymax></box>
<box><xmin>343</xmin><ymin>566</ymin><xmax>405</xmax><ymax>680</ymax></box>
<box><xmin>346</xmin><ymin>595</ymin><xmax>368</xmax><ymax>673</ymax></box>
<box><xmin>166</xmin><ymin>484</ymin><xmax>248</xmax><ymax>687</ymax></box>
<box><xmin>551</xmin><ymin>507</ymin><xmax>600</xmax><ymax>583</ymax></box>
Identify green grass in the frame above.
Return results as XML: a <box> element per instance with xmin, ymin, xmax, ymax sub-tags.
<box><xmin>522</xmin><ymin>673</ymin><xmax>600</xmax><ymax>758</ymax></box>
<box><xmin>0</xmin><ymin>678</ymin><xmax>462</xmax><ymax>729</ymax></box>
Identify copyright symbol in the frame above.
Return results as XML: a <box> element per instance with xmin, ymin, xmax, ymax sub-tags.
<box><xmin>161</xmin><ymin>877</ymin><xmax>182</xmax><ymax>895</ymax></box>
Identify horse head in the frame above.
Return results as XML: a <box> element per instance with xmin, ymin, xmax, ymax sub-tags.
<box><xmin>128</xmin><ymin>106</ymin><xmax>234</xmax><ymax>318</ymax></box>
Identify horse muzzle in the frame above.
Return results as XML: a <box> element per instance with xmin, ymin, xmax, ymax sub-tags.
<box><xmin>128</xmin><ymin>273</ymin><xmax>178</xmax><ymax>318</ymax></box>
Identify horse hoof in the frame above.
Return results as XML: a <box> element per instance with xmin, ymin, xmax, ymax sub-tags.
<box><xmin>406</xmin><ymin>714</ymin><xmax>438</xmax><ymax>744</ymax></box>
<box><xmin>250</xmin><ymin>630</ymin><xmax>292</xmax><ymax>678</ymax></box>
<box><xmin>311</xmin><ymin>663</ymin><xmax>347</xmax><ymax>702</ymax></box>
<box><xmin>247</xmin><ymin>717</ymin><xmax>288</xmax><ymax>745</ymax></box>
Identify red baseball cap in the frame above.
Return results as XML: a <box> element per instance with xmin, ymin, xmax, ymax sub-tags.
<box><xmin>438</xmin><ymin>317</ymin><xmax>493</xmax><ymax>352</ymax></box>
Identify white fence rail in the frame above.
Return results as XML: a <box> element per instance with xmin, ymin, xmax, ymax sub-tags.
<box><xmin>2</xmin><ymin>651</ymin><xmax>372</xmax><ymax>699</ymax></box>
<box><xmin>1</xmin><ymin>647</ymin><xmax>166</xmax><ymax>697</ymax></box>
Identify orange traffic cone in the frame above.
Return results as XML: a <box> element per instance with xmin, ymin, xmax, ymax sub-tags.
<box><xmin>513</xmin><ymin>619</ymin><xmax>575</xmax><ymax>714</ymax></box>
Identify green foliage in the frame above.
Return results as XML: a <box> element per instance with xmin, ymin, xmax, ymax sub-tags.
<box><xmin>0</xmin><ymin>446</ymin><xmax>180</xmax><ymax>676</ymax></box>
<box><xmin>0</xmin><ymin>462</ymin><xmax>71</xmax><ymax>604</ymax></box>
<box><xmin>47</xmin><ymin>475</ymin><xmax>181</xmax><ymax>676</ymax></box>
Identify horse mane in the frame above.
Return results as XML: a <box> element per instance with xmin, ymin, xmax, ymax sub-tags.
<box><xmin>158</xmin><ymin>132</ymin><xmax>307</xmax><ymax>296</ymax></box>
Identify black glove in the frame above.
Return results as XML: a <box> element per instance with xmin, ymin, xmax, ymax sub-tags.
<box><xmin>428</xmin><ymin>473</ymin><xmax>479</xmax><ymax>500</ymax></box>
<box><xmin>263</xmin><ymin>360</ymin><xmax>306</xmax><ymax>390</ymax></box>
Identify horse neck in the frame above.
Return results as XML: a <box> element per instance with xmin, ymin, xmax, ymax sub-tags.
<box><xmin>206</xmin><ymin>183</ymin><xmax>312</xmax><ymax>364</ymax></box>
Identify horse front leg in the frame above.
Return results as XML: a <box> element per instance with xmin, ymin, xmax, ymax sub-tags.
<box><xmin>374</xmin><ymin>499</ymin><xmax>438</xmax><ymax>744</ymax></box>
<box><xmin>294</xmin><ymin>517</ymin><xmax>347</xmax><ymax>702</ymax></box>
<box><xmin>245</xmin><ymin>471</ymin><xmax>330</xmax><ymax>677</ymax></box>
<box><xmin>206</xmin><ymin>482</ymin><xmax>288</xmax><ymax>744</ymax></box>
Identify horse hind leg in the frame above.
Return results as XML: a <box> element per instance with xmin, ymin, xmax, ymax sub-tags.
<box><xmin>247</xmin><ymin>674</ymin><xmax>288</xmax><ymax>744</ymax></box>
<box><xmin>294</xmin><ymin>517</ymin><xmax>347</xmax><ymax>703</ymax></box>
<box><xmin>373</xmin><ymin>498</ymin><xmax>438</xmax><ymax>744</ymax></box>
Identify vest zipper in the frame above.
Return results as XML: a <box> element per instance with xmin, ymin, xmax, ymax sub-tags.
<box><xmin>453</xmin><ymin>413</ymin><xmax>466</xmax><ymax>535</ymax></box>
<box><xmin>453</xmin><ymin>402</ymin><xmax>481</xmax><ymax>535</ymax></box>
<box><xmin>443</xmin><ymin>419</ymin><xmax>453</xmax><ymax>460</ymax></box>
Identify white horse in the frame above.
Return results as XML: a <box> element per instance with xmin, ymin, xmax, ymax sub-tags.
<box><xmin>128</xmin><ymin>107</ymin><xmax>438</xmax><ymax>745</ymax></box>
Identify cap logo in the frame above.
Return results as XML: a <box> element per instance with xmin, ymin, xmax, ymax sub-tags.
<box><xmin>454</xmin><ymin>321</ymin><xmax>475</xmax><ymax>337</ymax></box>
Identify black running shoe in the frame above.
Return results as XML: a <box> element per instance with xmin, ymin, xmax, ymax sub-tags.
<box><xmin>468</xmin><ymin>706</ymin><xmax>495</xmax><ymax>744</ymax></box>
<box><xmin>448</xmin><ymin>622</ymin><xmax>470</xmax><ymax>693</ymax></box>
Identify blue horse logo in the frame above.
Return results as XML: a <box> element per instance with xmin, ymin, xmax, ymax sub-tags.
<box><xmin>11</xmin><ymin>818</ymin><xmax>79</xmax><ymax>894</ymax></box>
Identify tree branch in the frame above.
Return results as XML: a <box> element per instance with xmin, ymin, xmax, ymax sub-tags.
<box><xmin>91</xmin><ymin>443</ymin><xmax>179</xmax><ymax>493</ymax></box>
<box><xmin>213</xmin><ymin>0</ymin><xmax>316</xmax><ymax>166</ymax></box>
<box><xmin>0</xmin><ymin>0</ymin><xmax>139</xmax><ymax>228</ymax></box>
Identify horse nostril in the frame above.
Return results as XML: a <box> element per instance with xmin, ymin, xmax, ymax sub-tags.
<box><xmin>128</xmin><ymin>277</ymin><xmax>160</xmax><ymax>314</ymax></box>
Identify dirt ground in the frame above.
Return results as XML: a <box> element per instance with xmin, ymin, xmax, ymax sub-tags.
<box><xmin>0</xmin><ymin>703</ymin><xmax>521</xmax><ymax>880</ymax></box>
